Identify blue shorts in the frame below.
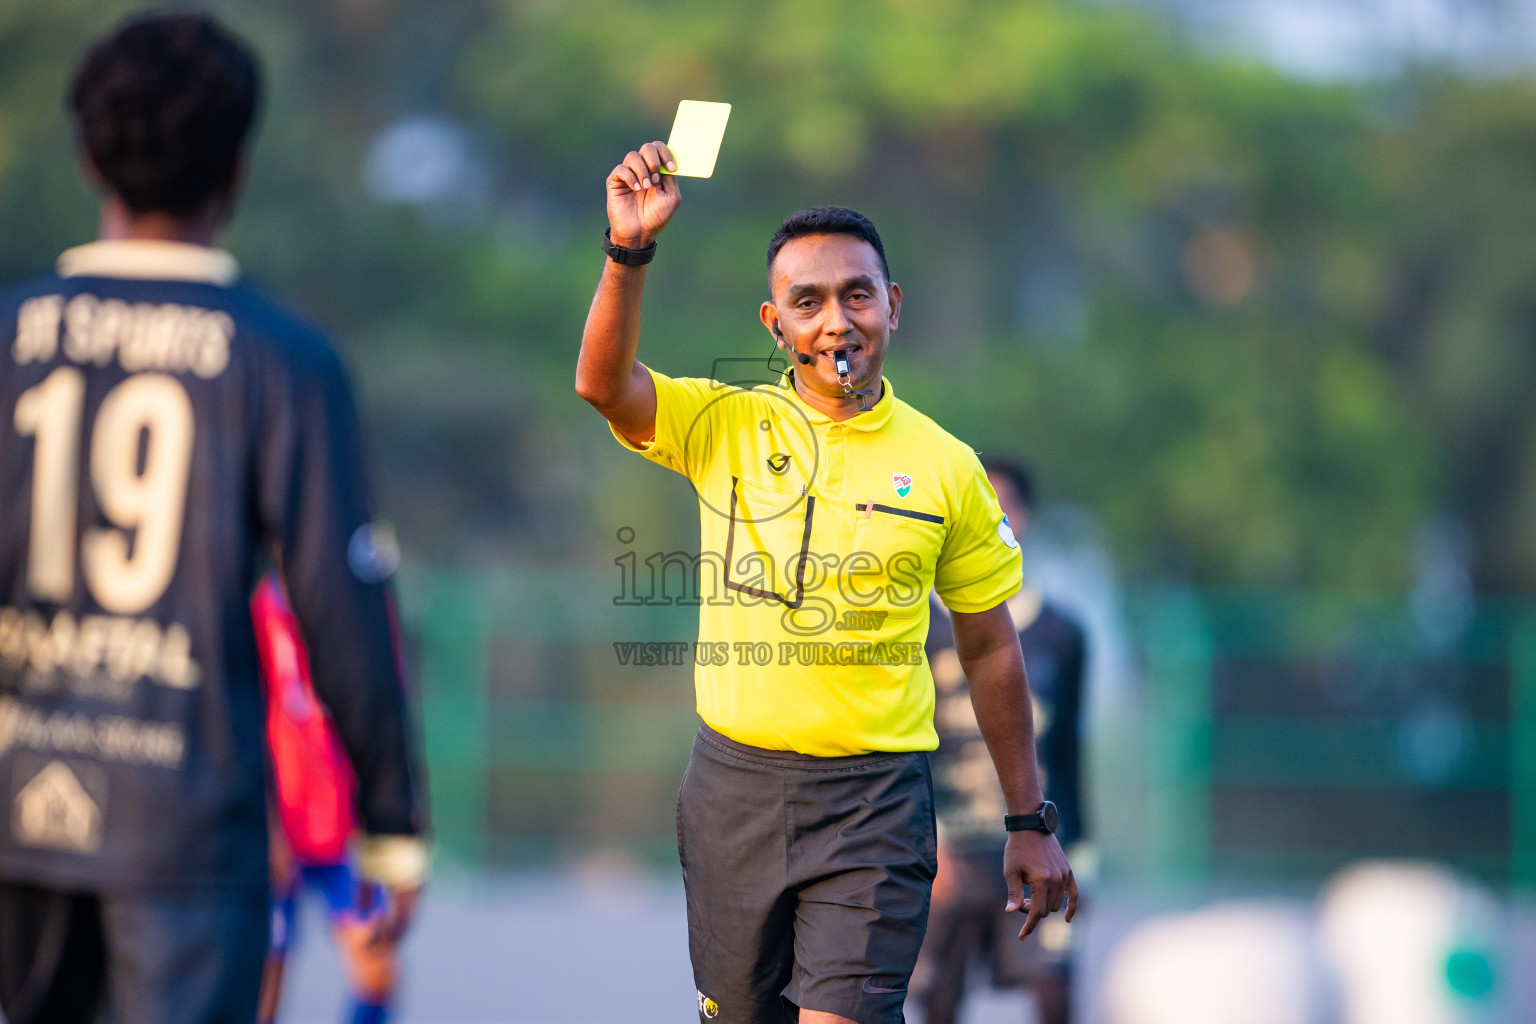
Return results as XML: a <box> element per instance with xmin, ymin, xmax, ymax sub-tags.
<box><xmin>269</xmin><ymin>863</ymin><xmax>384</xmax><ymax>954</ymax></box>
<box><xmin>0</xmin><ymin>879</ymin><xmax>267</xmax><ymax>1024</ymax></box>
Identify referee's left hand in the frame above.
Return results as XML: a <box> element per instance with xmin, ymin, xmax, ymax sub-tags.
<box><xmin>1003</xmin><ymin>830</ymin><xmax>1077</xmax><ymax>940</ymax></box>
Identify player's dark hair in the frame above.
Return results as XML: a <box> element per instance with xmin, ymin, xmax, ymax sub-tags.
<box><xmin>68</xmin><ymin>12</ymin><xmax>261</xmax><ymax>218</ymax></box>
<box><xmin>767</xmin><ymin>206</ymin><xmax>891</xmax><ymax>282</ymax></box>
<box><xmin>982</xmin><ymin>458</ymin><xmax>1035</xmax><ymax>511</ymax></box>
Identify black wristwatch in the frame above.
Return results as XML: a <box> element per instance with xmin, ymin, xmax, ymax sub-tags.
<box><xmin>602</xmin><ymin>228</ymin><xmax>657</xmax><ymax>266</ymax></box>
<box><xmin>1004</xmin><ymin>801</ymin><xmax>1059</xmax><ymax>834</ymax></box>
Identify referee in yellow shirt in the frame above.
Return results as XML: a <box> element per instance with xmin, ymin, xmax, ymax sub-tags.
<box><xmin>576</xmin><ymin>141</ymin><xmax>1077</xmax><ymax>1024</ymax></box>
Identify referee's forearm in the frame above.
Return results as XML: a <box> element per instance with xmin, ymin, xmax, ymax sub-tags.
<box><xmin>576</xmin><ymin>260</ymin><xmax>647</xmax><ymax>410</ymax></box>
<box><xmin>965</xmin><ymin>649</ymin><xmax>1047</xmax><ymax>815</ymax></box>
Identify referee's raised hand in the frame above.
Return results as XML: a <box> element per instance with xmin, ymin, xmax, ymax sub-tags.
<box><xmin>607</xmin><ymin>141</ymin><xmax>680</xmax><ymax>249</ymax></box>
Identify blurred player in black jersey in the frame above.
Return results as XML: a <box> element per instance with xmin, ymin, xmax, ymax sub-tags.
<box><xmin>0</xmin><ymin>14</ymin><xmax>427</xmax><ymax>1024</ymax></box>
<box><xmin>914</xmin><ymin>460</ymin><xmax>1087</xmax><ymax>1024</ymax></box>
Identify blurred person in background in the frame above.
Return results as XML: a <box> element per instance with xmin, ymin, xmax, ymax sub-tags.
<box><xmin>914</xmin><ymin>460</ymin><xmax>1087</xmax><ymax>1024</ymax></box>
<box><xmin>253</xmin><ymin>574</ymin><xmax>409</xmax><ymax>1024</ymax></box>
<box><xmin>0</xmin><ymin>14</ymin><xmax>425</xmax><ymax>1024</ymax></box>
<box><xmin>577</xmin><ymin>141</ymin><xmax>1075</xmax><ymax>1024</ymax></box>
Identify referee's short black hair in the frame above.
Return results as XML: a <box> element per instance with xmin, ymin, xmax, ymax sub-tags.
<box><xmin>68</xmin><ymin>12</ymin><xmax>261</xmax><ymax>218</ymax></box>
<box><xmin>767</xmin><ymin>206</ymin><xmax>891</xmax><ymax>283</ymax></box>
<box><xmin>982</xmin><ymin>458</ymin><xmax>1036</xmax><ymax>512</ymax></box>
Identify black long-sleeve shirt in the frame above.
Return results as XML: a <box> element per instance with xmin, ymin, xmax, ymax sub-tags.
<box><xmin>926</xmin><ymin>590</ymin><xmax>1086</xmax><ymax>851</ymax></box>
<box><xmin>0</xmin><ymin>241</ymin><xmax>423</xmax><ymax>892</ymax></box>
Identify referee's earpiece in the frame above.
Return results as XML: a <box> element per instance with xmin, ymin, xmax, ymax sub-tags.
<box><xmin>765</xmin><ymin>323</ymin><xmax>788</xmax><ymax>372</ymax></box>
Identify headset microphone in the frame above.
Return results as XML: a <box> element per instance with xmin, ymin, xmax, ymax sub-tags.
<box><xmin>770</xmin><ymin>329</ymin><xmax>872</xmax><ymax>410</ymax></box>
<box><xmin>775</xmin><ymin>324</ymin><xmax>812</xmax><ymax>365</ymax></box>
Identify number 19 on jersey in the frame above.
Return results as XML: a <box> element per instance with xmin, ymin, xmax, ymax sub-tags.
<box><xmin>13</xmin><ymin>368</ymin><xmax>194</xmax><ymax>615</ymax></box>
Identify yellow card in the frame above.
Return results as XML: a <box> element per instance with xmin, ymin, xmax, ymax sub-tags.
<box><xmin>664</xmin><ymin>100</ymin><xmax>731</xmax><ymax>178</ymax></box>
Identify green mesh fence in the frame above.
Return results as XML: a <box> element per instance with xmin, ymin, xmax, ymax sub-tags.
<box><xmin>399</xmin><ymin>566</ymin><xmax>1536</xmax><ymax>888</ymax></box>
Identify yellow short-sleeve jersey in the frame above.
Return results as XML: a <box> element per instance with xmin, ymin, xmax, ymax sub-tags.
<box><xmin>612</xmin><ymin>366</ymin><xmax>1021</xmax><ymax>755</ymax></box>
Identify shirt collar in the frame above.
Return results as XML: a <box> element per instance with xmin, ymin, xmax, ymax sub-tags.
<box><xmin>774</xmin><ymin>371</ymin><xmax>898</xmax><ymax>432</ymax></box>
<box><xmin>57</xmin><ymin>240</ymin><xmax>240</xmax><ymax>287</ymax></box>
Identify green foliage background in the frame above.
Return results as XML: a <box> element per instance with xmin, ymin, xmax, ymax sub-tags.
<box><xmin>3</xmin><ymin>0</ymin><xmax>1533</xmax><ymax>592</ymax></box>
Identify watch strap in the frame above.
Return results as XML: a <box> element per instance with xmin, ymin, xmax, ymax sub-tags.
<box><xmin>1004</xmin><ymin>812</ymin><xmax>1045</xmax><ymax>832</ymax></box>
<box><xmin>602</xmin><ymin>228</ymin><xmax>657</xmax><ymax>266</ymax></box>
<box><xmin>1004</xmin><ymin>800</ymin><xmax>1058</xmax><ymax>833</ymax></box>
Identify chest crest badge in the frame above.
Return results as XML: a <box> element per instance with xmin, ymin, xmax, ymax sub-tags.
<box><xmin>892</xmin><ymin>473</ymin><xmax>913</xmax><ymax>498</ymax></box>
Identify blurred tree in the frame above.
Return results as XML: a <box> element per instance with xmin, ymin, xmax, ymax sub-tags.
<box><xmin>1362</xmin><ymin>78</ymin><xmax>1536</xmax><ymax>590</ymax></box>
<box><xmin>455</xmin><ymin>0</ymin><xmax>1437</xmax><ymax>588</ymax></box>
<box><xmin>0</xmin><ymin>0</ymin><xmax>1530</xmax><ymax>593</ymax></box>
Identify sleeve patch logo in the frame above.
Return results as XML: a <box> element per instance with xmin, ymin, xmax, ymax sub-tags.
<box><xmin>999</xmin><ymin>516</ymin><xmax>1019</xmax><ymax>549</ymax></box>
<box><xmin>892</xmin><ymin>473</ymin><xmax>913</xmax><ymax>498</ymax></box>
<box><xmin>348</xmin><ymin>522</ymin><xmax>401</xmax><ymax>584</ymax></box>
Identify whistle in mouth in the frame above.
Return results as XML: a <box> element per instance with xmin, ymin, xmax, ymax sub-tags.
<box><xmin>833</xmin><ymin>350</ymin><xmax>850</xmax><ymax>376</ymax></box>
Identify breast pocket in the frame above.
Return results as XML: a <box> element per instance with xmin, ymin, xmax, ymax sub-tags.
<box><xmin>847</xmin><ymin>505</ymin><xmax>945</xmax><ymax>619</ymax></box>
<box><xmin>724</xmin><ymin>478</ymin><xmax>816</xmax><ymax>608</ymax></box>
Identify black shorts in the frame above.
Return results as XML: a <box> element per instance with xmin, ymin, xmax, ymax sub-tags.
<box><xmin>0</xmin><ymin>879</ymin><xmax>267</xmax><ymax>1024</ymax></box>
<box><xmin>678</xmin><ymin>725</ymin><xmax>938</xmax><ymax>1024</ymax></box>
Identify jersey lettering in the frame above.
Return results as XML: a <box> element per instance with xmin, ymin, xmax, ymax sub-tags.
<box><xmin>13</xmin><ymin>293</ymin><xmax>231</xmax><ymax>378</ymax></box>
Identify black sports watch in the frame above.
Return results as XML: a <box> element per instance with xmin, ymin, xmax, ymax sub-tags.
<box><xmin>1004</xmin><ymin>801</ymin><xmax>1059</xmax><ymax>834</ymax></box>
<box><xmin>602</xmin><ymin>228</ymin><xmax>658</xmax><ymax>266</ymax></box>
